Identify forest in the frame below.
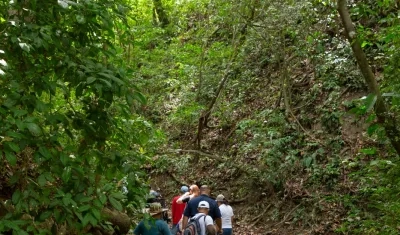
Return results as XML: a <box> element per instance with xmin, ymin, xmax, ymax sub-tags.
<box><xmin>1</xmin><ymin>0</ymin><xmax>400</xmax><ymax>234</ymax></box>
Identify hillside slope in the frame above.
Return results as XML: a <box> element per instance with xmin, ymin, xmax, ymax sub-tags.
<box><xmin>136</xmin><ymin>0</ymin><xmax>400</xmax><ymax>234</ymax></box>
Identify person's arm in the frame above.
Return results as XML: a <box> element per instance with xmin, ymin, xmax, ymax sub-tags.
<box><xmin>206</xmin><ymin>225</ymin><xmax>217</xmax><ymax>235</ymax></box>
<box><xmin>215</xmin><ymin>217</ymin><xmax>222</xmax><ymax>233</ymax></box>
<box><xmin>177</xmin><ymin>192</ymin><xmax>190</xmax><ymax>204</ymax></box>
<box><xmin>205</xmin><ymin>216</ymin><xmax>216</xmax><ymax>235</ymax></box>
<box><xmin>182</xmin><ymin>215</ymin><xmax>189</xmax><ymax>230</ymax></box>
<box><xmin>214</xmin><ymin>205</ymin><xmax>222</xmax><ymax>233</ymax></box>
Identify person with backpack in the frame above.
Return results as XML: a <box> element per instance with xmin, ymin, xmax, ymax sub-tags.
<box><xmin>216</xmin><ymin>195</ymin><xmax>234</xmax><ymax>235</ymax></box>
<box><xmin>182</xmin><ymin>185</ymin><xmax>222</xmax><ymax>234</ymax></box>
<box><xmin>183</xmin><ymin>201</ymin><xmax>216</xmax><ymax>235</ymax></box>
<box><xmin>134</xmin><ymin>202</ymin><xmax>172</xmax><ymax>235</ymax></box>
<box><xmin>171</xmin><ymin>186</ymin><xmax>189</xmax><ymax>235</ymax></box>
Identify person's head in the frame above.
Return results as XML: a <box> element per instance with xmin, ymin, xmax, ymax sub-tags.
<box><xmin>180</xmin><ymin>185</ymin><xmax>189</xmax><ymax>194</ymax></box>
<box><xmin>190</xmin><ymin>184</ymin><xmax>200</xmax><ymax>196</ymax></box>
<box><xmin>216</xmin><ymin>194</ymin><xmax>229</xmax><ymax>205</ymax></box>
<box><xmin>200</xmin><ymin>185</ymin><xmax>211</xmax><ymax>196</ymax></box>
<box><xmin>148</xmin><ymin>202</ymin><xmax>168</xmax><ymax>219</ymax></box>
<box><xmin>197</xmin><ymin>201</ymin><xmax>210</xmax><ymax>214</ymax></box>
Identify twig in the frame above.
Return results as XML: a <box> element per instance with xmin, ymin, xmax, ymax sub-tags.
<box><xmin>230</xmin><ymin>195</ymin><xmax>250</xmax><ymax>205</ymax></box>
<box><xmin>272</xmin><ymin>203</ymin><xmax>302</xmax><ymax>227</ymax></box>
<box><xmin>164</xmin><ymin>149</ymin><xmax>220</xmax><ymax>160</ymax></box>
<box><xmin>249</xmin><ymin>204</ymin><xmax>272</xmax><ymax>227</ymax></box>
<box><xmin>339</xmin><ymin>86</ymin><xmax>351</xmax><ymax>98</ymax></box>
<box><xmin>289</xmin><ymin>110</ymin><xmax>326</xmax><ymax>147</ymax></box>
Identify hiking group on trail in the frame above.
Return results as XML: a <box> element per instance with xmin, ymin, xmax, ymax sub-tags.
<box><xmin>132</xmin><ymin>184</ymin><xmax>234</xmax><ymax>235</ymax></box>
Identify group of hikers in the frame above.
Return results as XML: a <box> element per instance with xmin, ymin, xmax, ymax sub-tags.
<box><xmin>132</xmin><ymin>184</ymin><xmax>234</xmax><ymax>235</ymax></box>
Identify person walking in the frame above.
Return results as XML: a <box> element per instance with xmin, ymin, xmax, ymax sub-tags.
<box><xmin>171</xmin><ymin>186</ymin><xmax>189</xmax><ymax>234</ymax></box>
<box><xmin>186</xmin><ymin>201</ymin><xmax>216</xmax><ymax>235</ymax></box>
<box><xmin>134</xmin><ymin>202</ymin><xmax>172</xmax><ymax>235</ymax></box>
<box><xmin>216</xmin><ymin>194</ymin><xmax>234</xmax><ymax>235</ymax></box>
<box><xmin>182</xmin><ymin>185</ymin><xmax>222</xmax><ymax>234</ymax></box>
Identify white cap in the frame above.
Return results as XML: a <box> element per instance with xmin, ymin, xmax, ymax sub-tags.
<box><xmin>198</xmin><ymin>201</ymin><xmax>210</xmax><ymax>209</ymax></box>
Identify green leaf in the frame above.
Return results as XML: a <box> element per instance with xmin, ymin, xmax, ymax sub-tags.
<box><xmin>5</xmin><ymin>150</ymin><xmax>17</xmax><ymax>166</ymax></box>
<box><xmin>6</xmin><ymin>131</ymin><xmax>24</xmax><ymax>139</ymax></box>
<box><xmin>12</xmin><ymin>109</ymin><xmax>28</xmax><ymax>117</ymax></box>
<box><xmin>110</xmin><ymin>191</ymin><xmax>126</xmax><ymax>200</ymax></box>
<box><xmin>5</xmin><ymin>141</ymin><xmax>20</xmax><ymax>152</ymax></box>
<box><xmin>360</xmin><ymin>148</ymin><xmax>376</xmax><ymax>155</ymax></box>
<box><xmin>87</xmin><ymin>77</ymin><xmax>97</xmax><ymax>84</ymax></box>
<box><xmin>102</xmin><ymin>184</ymin><xmax>113</xmax><ymax>192</ymax></box>
<box><xmin>79</xmin><ymin>196</ymin><xmax>92</xmax><ymax>203</ymax></box>
<box><xmin>17</xmin><ymin>229</ymin><xmax>29</xmax><ymax>235</ymax></box>
<box><xmin>108</xmin><ymin>196</ymin><xmax>123</xmax><ymax>211</ymax></box>
<box><xmin>39</xmin><ymin>147</ymin><xmax>52</xmax><ymax>160</ymax></box>
<box><xmin>89</xmin><ymin>213</ymin><xmax>98</xmax><ymax>226</ymax></box>
<box><xmin>367</xmin><ymin>124</ymin><xmax>379</xmax><ymax>135</ymax></box>
<box><xmin>26</xmin><ymin>122</ymin><xmax>42</xmax><ymax>136</ymax></box>
<box><xmin>91</xmin><ymin>208</ymin><xmax>101</xmax><ymax>221</ymax></box>
<box><xmin>93</xmin><ymin>199</ymin><xmax>102</xmax><ymax>208</ymax></box>
<box><xmin>61</xmin><ymin>167</ymin><xmax>71</xmax><ymax>183</ymax></box>
<box><xmin>12</xmin><ymin>190</ymin><xmax>21</xmax><ymax>204</ymax></box>
<box><xmin>364</xmin><ymin>93</ymin><xmax>377</xmax><ymax>113</ymax></box>
<box><xmin>82</xmin><ymin>213</ymin><xmax>94</xmax><ymax>227</ymax></box>
<box><xmin>98</xmin><ymin>72</ymin><xmax>125</xmax><ymax>85</ymax></box>
<box><xmin>303</xmin><ymin>156</ymin><xmax>313</xmax><ymax>168</ymax></box>
<box><xmin>99</xmin><ymin>78</ymin><xmax>112</xmax><ymax>87</ymax></box>
<box><xmin>132</xmin><ymin>91</ymin><xmax>147</xmax><ymax>104</ymax></box>
<box><xmin>99</xmin><ymin>193</ymin><xmax>107</xmax><ymax>205</ymax></box>
<box><xmin>38</xmin><ymin>174</ymin><xmax>47</xmax><ymax>186</ymax></box>
<box><xmin>78</xmin><ymin>204</ymin><xmax>91</xmax><ymax>212</ymax></box>
<box><xmin>39</xmin><ymin>211</ymin><xmax>52</xmax><ymax>221</ymax></box>
<box><xmin>62</xmin><ymin>197</ymin><xmax>71</xmax><ymax>206</ymax></box>
<box><xmin>60</xmin><ymin>153</ymin><xmax>69</xmax><ymax>166</ymax></box>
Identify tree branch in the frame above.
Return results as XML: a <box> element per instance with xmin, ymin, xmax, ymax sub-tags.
<box><xmin>338</xmin><ymin>0</ymin><xmax>400</xmax><ymax>155</ymax></box>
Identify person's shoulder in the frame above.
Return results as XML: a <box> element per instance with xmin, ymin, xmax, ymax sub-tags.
<box><xmin>156</xmin><ymin>219</ymin><xmax>168</xmax><ymax>225</ymax></box>
<box><xmin>205</xmin><ymin>215</ymin><xmax>213</xmax><ymax>224</ymax></box>
<box><xmin>188</xmin><ymin>196</ymin><xmax>201</xmax><ymax>205</ymax></box>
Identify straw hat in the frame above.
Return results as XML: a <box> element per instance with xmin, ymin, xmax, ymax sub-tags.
<box><xmin>147</xmin><ymin>202</ymin><xmax>168</xmax><ymax>216</ymax></box>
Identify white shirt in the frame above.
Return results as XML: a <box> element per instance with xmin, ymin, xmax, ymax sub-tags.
<box><xmin>219</xmin><ymin>204</ymin><xmax>234</xmax><ymax>228</ymax></box>
<box><xmin>191</xmin><ymin>212</ymin><xmax>214</xmax><ymax>235</ymax></box>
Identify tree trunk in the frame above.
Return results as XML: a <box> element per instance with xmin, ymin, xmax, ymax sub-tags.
<box><xmin>337</xmin><ymin>0</ymin><xmax>400</xmax><ymax>155</ymax></box>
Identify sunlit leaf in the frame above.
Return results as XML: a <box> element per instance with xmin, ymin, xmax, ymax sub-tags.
<box><xmin>26</xmin><ymin>123</ymin><xmax>42</xmax><ymax>136</ymax></box>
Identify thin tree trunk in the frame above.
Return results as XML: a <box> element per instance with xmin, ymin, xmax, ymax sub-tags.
<box><xmin>152</xmin><ymin>0</ymin><xmax>169</xmax><ymax>27</ymax></box>
<box><xmin>338</xmin><ymin>0</ymin><xmax>400</xmax><ymax>155</ymax></box>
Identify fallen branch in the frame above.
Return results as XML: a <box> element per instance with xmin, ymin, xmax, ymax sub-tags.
<box><xmin>230</xmin><ymin>195</ymin><xmax>250</xmax><ymax>205</ymax></box>
<box><xmin>249</xmin><ymin>204</ymin><xmax>272</xmax><ymax>227</ymax></box>
<box><xmin>272</xmin><ymin>203</ymin><xmax>302</xmax><ymax>227</ymax></box>
<box><xmin>164</xmin><ymin>149</ymin><xmax>222</xmax><ymax>161</ymax></box>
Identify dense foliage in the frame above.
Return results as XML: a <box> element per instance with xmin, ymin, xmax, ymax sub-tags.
<box><xmin>131</xmin><ymin>0</ymin><xmax>400</xmax><ymax>234</ymax></box>
<box><xmin>0</xmin><ymin>0</ymin><xmax>159</xmax><ymax>233</ymax></box>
